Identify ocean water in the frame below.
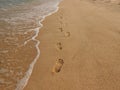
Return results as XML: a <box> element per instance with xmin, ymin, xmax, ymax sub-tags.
<box><xmin>0</xmin><ymin>0</ymin><xmax>61</xmax><ymax>90</ymax></box>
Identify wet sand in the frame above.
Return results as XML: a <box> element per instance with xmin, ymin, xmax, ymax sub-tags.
<box><xmin>24</xmin><ymin>0</ymin><xmax>120</xmax><ymax>90</ymax></box>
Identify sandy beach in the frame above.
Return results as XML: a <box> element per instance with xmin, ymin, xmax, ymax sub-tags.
<box><xmin>24</xmin><ymin>0</ymin><xmax>120</xmax><ymax>90</ymax></box>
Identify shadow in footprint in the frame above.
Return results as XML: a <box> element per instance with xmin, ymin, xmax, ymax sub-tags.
<box><xmin>56</xmin><ymin>42</ymin><xmax>62</xmax><ymax>50</ymax></box>
<box><xmin>58</xmin><ymin>27</ymin><xmax>63</xmax><ymax>32</ymax></box>
<box><xmin>52</xmin><ymin>59</ymin><xmax>64</xmax><ymax>74</ymax></box>
<box><xmin>64</xmin><ymin>32</ymin><xmax>70</xmax><ymax>37</ymax></box>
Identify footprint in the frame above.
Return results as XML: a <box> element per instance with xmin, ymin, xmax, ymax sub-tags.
<box><xmin>52</xmin><ymin>59</ymin><xmax>64</xmax><ymax>74</ymax></box>
<box><xmin>64</xmin><ymin>32</ymin><xmax>70</xmax><ymax>37</ymax></box>
<box><xmin>56</xmin><ymin>42</ymin><xmax>62</xmax><ymax>50</ymax></box>
<box><xmin>58</xmin><ymin>27</ymin><xmax>63</xmax><ymax>32</ymax></box>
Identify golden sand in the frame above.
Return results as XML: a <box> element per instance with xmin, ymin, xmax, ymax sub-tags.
<box><xmin>24</xmin><ymin>0</ymin><xmax>120</xmax><ymax>90</ymax></box>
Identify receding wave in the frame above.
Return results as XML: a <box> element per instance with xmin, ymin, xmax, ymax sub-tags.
<box><xmin>0</xmin><ymin>0</ymin><xmax>62</xmax><ymax>90</ymax></box>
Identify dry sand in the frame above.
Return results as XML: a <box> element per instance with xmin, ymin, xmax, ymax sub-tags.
<box><xmin>24</xmin><ymin>0</ymin><xmax>120</xmax><ymax>90</ymax></box>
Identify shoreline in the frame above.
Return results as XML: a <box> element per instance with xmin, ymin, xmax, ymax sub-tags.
<box><xmin>16</xmin><ymin>1</ymin><xmax>62</xmax><ymax>90</ymax></box>
<box><xmin>24</xmin><ymin>0</ymin><xmax>120</xmax><ymax>90</ymax></box>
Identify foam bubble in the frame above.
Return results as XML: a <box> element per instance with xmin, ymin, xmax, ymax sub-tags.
<box><xmin>15</xmin><ymin>0</ymin><xmax>62</xmax><ymax>90</ymax></box>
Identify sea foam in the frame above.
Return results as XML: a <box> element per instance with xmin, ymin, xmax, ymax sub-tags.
<box><xmin>15</xmin><ymin>0</ymin><xmax>62</xmax><ymax>90</ymax></box>
<box><xmin>0</xmin><ymin>0</ymin><xmax>62</xmax><ymax>90</ymax></box>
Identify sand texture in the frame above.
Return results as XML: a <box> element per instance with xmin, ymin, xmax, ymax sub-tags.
<box><xmin>24</xmin><ymin>0</ymin><xmax>120</xmax><ymax>90</ymax></box>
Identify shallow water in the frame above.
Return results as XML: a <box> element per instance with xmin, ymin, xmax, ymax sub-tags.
<box><xmin>0</xmin><ymin>0</ymin><xmax>61</xmax><ymax>89</ymax></box>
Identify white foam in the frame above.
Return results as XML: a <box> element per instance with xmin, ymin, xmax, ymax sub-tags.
<box><xmin>15</xmin><ymin>27</ymin><xmax>40</xmax><ymax>90</ymax></box>
<box><xmin>15</xmin><ymin>0</ymin><xmax>62</xmax><ymax>90</ymax></box>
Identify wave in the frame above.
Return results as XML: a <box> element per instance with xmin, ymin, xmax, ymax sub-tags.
<box><xmin>0</xmin><ymin>0</ymin><xmax>62</xmax><ymax>90</ymax></box>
